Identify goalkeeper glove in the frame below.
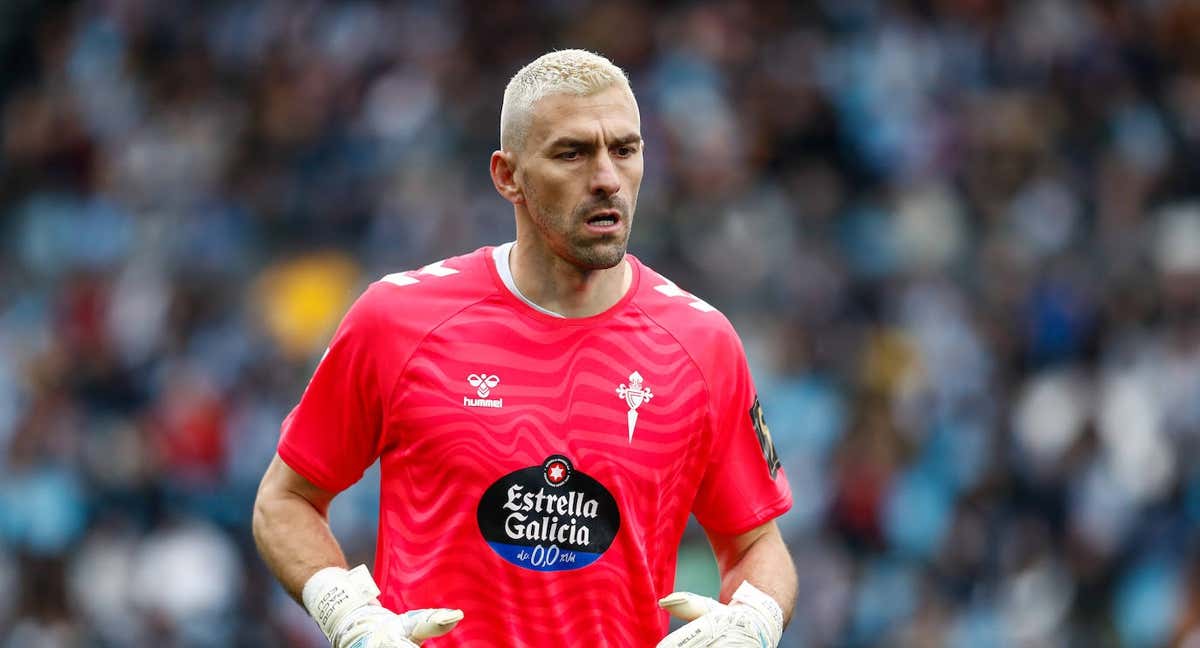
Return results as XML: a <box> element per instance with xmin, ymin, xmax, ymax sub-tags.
<box><xmin>656</xmin><ymin>580</ymin><xmax>783</xmax><ymax>648</ymax></box>
<box><xmin>302</xmin><ymin>564</ymin><xmax>463</xmax><ymax>648</ymax></box>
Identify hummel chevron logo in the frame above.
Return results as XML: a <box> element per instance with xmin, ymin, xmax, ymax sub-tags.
<box><xmin>465</xmin><ymin>373</ymin><xmax>502</xmax><ymax>408</ymax></box>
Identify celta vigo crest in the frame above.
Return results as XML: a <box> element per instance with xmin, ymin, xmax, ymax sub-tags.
<box><xmin>616</xmin><ymin>371</ymin><xmax>653</xmax><ymax>443</ymax></box>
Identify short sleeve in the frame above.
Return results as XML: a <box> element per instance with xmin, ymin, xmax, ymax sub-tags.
<box><xmin>691</xmin><ymin>331</ymin><xmax>792</xmax><ymax>534</ymax></box>
<box><xmin>277</xmin><ymin>288</ymin><xmax>392</xmax><ymax>493</ymax></box>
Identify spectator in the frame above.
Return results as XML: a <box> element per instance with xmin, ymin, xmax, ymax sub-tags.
<box><xmin>2</xmin><ymin>1</ymin><xmax>1199</xmax><ymax>645</ymax></box>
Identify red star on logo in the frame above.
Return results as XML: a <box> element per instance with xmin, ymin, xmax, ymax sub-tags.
<box><xmin>547</xmin><ymin>462</ymin><xmax>566</xmax><ymax>484</ymax></box>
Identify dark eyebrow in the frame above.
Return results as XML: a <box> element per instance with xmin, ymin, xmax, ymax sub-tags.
<box><xmin>547</xmin><ymin>137</ymin><xmax>592</xmax><ymax>150</ymax></box>
<box><xmin>546</xmin><ymin>134</ymin><xmax>643</xmax><ymax>150</ymax></box>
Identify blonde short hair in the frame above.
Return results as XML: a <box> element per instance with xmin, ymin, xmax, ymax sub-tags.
<box><xmin>500</xmin><ymin>49</ymin><xmax>634</xmax><ymax>152</ymax></box>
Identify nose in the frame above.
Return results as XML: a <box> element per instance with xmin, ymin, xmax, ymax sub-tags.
<box><xmin>589</xmin><ymin>150</ymin><xmax>621</xmax><ymax>198</ymax></box>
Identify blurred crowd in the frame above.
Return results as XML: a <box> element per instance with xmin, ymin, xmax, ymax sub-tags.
<box><xmin>2</xmin><ymin>0</ymin><xmax>1200</xmax><ymax>646</ymax></box>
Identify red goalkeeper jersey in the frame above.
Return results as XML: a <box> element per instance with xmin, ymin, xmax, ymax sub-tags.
<box><xmin>278</xmin><ymin>245</ymin><xmax>791</xmax><ymax>647</ymax></box>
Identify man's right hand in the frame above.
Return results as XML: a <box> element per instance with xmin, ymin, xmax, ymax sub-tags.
<box><xmin>302</xmin><ymin>564</ymin><xmax>463</xmax><ymax>648</ymax></box>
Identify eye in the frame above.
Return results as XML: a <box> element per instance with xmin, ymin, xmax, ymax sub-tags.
<box><xmin>614</xmin><ymin>145</ymin><xmax>638</xmax><ymax>158</ymax></box>
<box><xmin>558</xmin><ymin>150</ymin><xmax>580</xmax><ymax>161</ymax></box>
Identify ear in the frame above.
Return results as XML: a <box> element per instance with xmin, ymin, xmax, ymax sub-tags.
<box><xmin>490</xmin><ymin>150</ymin><xmax>525</xmax><ymax>205</ymax></box>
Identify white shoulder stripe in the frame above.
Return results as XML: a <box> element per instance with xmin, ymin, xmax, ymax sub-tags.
<box><xmin>418</xmin><ymin>260</ymin><xmax>459</xmax><ymax>277</ymax></box>
<box><xmin>379</xmin><ymin>260</ymin><xmax>460</xmax><ymax>287</ymax></box>
<box><xmin>654</xmin><ymin>279</ymin><xmax>716</xmax><ymax>312</ymax></box>
<box><xmin>381</xmin><ymin>272</ymin><xmax>420</xmax><ymax>287</ymax></box>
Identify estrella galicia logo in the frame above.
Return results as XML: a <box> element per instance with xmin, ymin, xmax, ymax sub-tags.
<box><xmin>477</xmin><ymin>455</ymin><xmax>620</xmax><ymax>572</ymax></box>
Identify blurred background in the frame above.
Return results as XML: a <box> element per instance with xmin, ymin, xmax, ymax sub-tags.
<box><xmin>2</xmin><ymin>0</ymin><xmax>1200</xmax><ymax>646</ymax></box>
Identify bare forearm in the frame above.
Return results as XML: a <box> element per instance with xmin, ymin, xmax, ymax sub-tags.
<box><xmin>252</xmin><ymin>457</ymin><xmax>349</xmax><ymax>604</ymax></box>
<box><xmin>715</xmin><ymin>528</ymin><xmax>797</xmax><ymax>625</ymax></box>
<box><xmin>253</xmin><ymin>493</ymin><xmax>348</xmax><ymax>603</ymax></box>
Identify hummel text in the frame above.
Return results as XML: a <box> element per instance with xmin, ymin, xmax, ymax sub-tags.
<box><xmin>464</xmin><ymin>396</ymin><xmax>503</xmax><ymax>408</ymax></box>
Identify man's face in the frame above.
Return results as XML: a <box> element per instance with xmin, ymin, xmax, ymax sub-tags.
<box><xmin>514</xmin><ymin>85</ymin><xmax>643</xmax><ymax>270</ymax></box>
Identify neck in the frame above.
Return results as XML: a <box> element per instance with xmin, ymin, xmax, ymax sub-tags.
<box><xmin>509</xmin><ymin>231</ymin><xmax>632</xmax><ymax>319</ymax></box>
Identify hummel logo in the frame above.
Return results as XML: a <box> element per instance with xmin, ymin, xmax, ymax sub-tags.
<box><xmin>465</xmin><ymin>374</ymin><xmax>503</xmax><ymax>408</ymax></box>
<box><xmin>468</xmin><ymin>374</ymin><xmax>499</xmax><ymax>397</ymax></box>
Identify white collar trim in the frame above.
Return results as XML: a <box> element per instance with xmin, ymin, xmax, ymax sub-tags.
<box><xmin>493</xmin><ymin>242</ymin><xmax>566</xmax><ymax>318</ymax></box>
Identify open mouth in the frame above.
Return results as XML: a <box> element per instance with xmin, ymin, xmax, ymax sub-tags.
<box><xmin>586</xmin><ymin>210</ymin><xmax>621</xmax><ymax>228</ymax></box>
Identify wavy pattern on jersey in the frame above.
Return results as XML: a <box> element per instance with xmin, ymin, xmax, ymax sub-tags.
<box><xmin>374</xmin><ymin>298</ymin><xmax>723</xmax><ymax>646</ymax></box>
<box><xmin>399</xmin><ymin>363</ymin><xmax>708</xmax><ymax>441</ymax></box>
<box><xmin>383</xmin><ymin>524</ymin><xmax>657</xmax><ymax>647</ymax></box>
<box><xmin>381</xmin><ymin>525</ymin><xmax>657</xmax><ymax>646</ymax></box>
<box><xmin>408</xmin><ymin>340</ymin><xmax>691</xmax><ymax>408</ymax></box>
<box><xmin>399</xmin><ymin>568</ymin><xmax>650</xmax><ymax>647</ymax></box>
<box><xmin>426</xmin><ymin>312</ymin><xmax>707</xmax><ymax>405</ymax></box>
<box><xmin>425</xmin><ymin>322</ymin><xmax>692</xmax><ymax>381</ymax></box>
<box><xmin>402</xmin><ymin>325</ymin><xmax>708</xmax><ymax>434</ymax></box>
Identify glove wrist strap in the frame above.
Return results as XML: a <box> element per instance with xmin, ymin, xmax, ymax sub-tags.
<box><xmin>302</xmin><ymin>564</ymin><xmax>382</xmax><ymax>643</ymax></box>
<box><xmin>731</xmin><ymin>580</ymin><xmax>784</xmax><ymax>645</ymax></box>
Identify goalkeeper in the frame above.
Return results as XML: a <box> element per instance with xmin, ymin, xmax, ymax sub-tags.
<box><xmin>252</xmin><ymin>48</ymin><xmax>797</xmax><ymax>647</ymax></box>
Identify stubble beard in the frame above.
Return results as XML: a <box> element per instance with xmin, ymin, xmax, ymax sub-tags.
<box><xmin>532</xmin><ymin>196</ymin><xmax>634</xmax><ymax>270</ymax></box>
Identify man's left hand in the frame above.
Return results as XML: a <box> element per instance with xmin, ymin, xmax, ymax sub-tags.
<box><xmin>656</xmin><ymin>581</ymin><xmax>783</xmax><ymax>648</ymax></box>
